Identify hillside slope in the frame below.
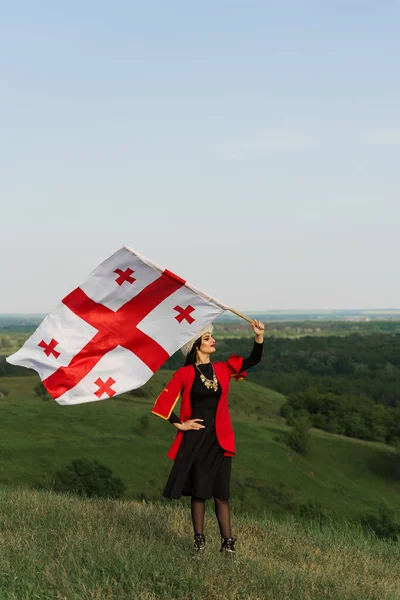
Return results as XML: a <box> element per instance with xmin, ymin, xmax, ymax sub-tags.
<box><xmin>0</xmin><ymin>373</ymin><xmax>400</xmax><ymax>522</ymax></box>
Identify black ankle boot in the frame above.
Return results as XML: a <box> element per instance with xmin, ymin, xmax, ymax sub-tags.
<box><xmin>193</xmin><ymin>533</ymin><xmax>206</xmax><ymax>554</ymax></box>
<box><xmin>220</xmin><ymin>536</ymin><xmax>237</xmax><ymax>554</ymax></box>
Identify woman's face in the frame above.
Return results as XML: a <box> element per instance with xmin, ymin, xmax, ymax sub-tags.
<box><xmin>198</xmin><ymin>331</ymin><xmax>216</xmax><ymax>355</ymax></box>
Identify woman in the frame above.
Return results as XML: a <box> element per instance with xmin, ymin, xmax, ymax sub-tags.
<box><xmin>151</xmin><ymin>320</ymin><xmax>264</xmax><ymax>555</ymax></box>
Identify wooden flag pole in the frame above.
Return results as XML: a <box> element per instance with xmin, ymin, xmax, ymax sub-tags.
<box><xmin>228</xmin><ymin>308</ymin><xmax>254</xmax><ymax>325</ymax></box>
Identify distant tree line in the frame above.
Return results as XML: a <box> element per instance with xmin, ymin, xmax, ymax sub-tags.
<box><xmin>0</xmin><ymin>357</ymin><xmax>33</xmax><ymax>377</ymax></box>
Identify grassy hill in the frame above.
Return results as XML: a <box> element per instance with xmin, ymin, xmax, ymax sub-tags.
<box><xmin>1</xmin><ymin>372</ymin><xmax>400</xmax><ymax>524</ymax></box>
<box><xmin>0</xmin><ymin>487</ymin><xmax>399</xmax><ymax>600</ymax></box>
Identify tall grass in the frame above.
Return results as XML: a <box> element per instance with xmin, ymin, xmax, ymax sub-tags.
<box><xmin>0</xmin><ymin>487</ymin><xmax>399</xmax><ymax>599</ymax></box>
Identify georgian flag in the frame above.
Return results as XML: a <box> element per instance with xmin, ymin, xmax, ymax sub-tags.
<box><xmin>7</xmin><ymin>246</ymin><xmax>228</xmax><ymax>405</ymax></box>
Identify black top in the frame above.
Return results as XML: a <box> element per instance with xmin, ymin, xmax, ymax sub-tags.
<box><xmin>168</xmin><ymin>340</ymin><xmax>263</xmax><ymax>425</ymax></box>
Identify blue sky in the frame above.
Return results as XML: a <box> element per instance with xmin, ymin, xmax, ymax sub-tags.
<box><xmin>1</xmin><ymin>1</ymin><xmax>399</xmax><ymax>313</ymax></box>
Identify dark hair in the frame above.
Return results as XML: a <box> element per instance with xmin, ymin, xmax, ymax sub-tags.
<box><xmin>184</xmin><ymin>337</ymin><xmax>202</xmax><ymax>367</ymax></box>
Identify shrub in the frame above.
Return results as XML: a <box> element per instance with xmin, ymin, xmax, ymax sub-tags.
<box><xmin>297</xmin><ymin>500</ymin><xmax>330</xmax><ymax>525</ymax></box>
<box><xmin>52</xmin><ymin>458</ymin><xmax>126</xmax><ymax>499</ymax></box>
<box><xmin>362</xmin><ymin>502</ymin><xmax>400</xmax><ymax>541</ymax></box>
<box><xmin>34</xmin><ymin>382</ymin><xmax>51</xmax><ymax>400</ymax></box>
<box><xmin>286</xmin><ymin>419</ymin><xmax>311</xmax><ymax>455</ymax></box>
<box><xmin>367</xmin><ymin>446</ymin><xmax>400</xmax><ymax>482</ymax></box>
<box><xmin>129</xmin><ymin>387</ymin><xmax>149</xmax><ymax>398</ymax></box>
<box><xmin>0</xmin><ymin>356</ymin><xmax>32</xmax><ymax>377</ymax></box>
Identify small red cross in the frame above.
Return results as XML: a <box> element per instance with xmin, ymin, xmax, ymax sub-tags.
<box><xmin>94</xmin><ymin>377</ymin><xmax>116</xmax><ymax>398</ymax></box>
<box><xmin>114</xmin><ymin>268</ymin><xmax>136</xmax><ymax>286</ymax></box>
<box><xmin>173</xmin><ymin>305</ymin><xmax>195</xmax><ymax>324</ymax></box>
<box><xmin>38</xmin><ymin>338</ymin><xmax>61</xmax><ymax>359</ymax></box>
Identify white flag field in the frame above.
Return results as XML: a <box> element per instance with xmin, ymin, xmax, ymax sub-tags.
<box><xmin>7</xmin><ymin>246</ymin><xmax>229</xmax><ymax>405</ymax></box>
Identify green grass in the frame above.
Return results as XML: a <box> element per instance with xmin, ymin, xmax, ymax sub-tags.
<box><xmin>1</xmin><ymin>373</ymin><xmax>400</xmax><ymax>524</ymax></box>
<box><xmin>0</xmin><ymin>487</ymin><xmax>399</xmax><ymax>600</ymax></box>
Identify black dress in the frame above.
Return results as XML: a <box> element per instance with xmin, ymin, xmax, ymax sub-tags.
<box><xmin>162</xmin><ymin>341</ymin><xmax>263</xmax><ymax>500</ymax></box>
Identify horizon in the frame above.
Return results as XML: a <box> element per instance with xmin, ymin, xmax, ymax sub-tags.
<box><xmin>2</xmin><ymin>307</ymin><xmax>400</xmax><ymax>318</ymax></box>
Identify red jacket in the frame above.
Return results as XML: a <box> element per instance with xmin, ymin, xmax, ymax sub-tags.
<box><xmin>151</xmin><ymin>355</ymin><xmax>246</xmax><ymax>460</ymax></box>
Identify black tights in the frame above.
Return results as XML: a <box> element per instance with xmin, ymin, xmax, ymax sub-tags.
<box><xmin>191</xmin><ymin>496</ymin><xmax>231</xmax><ymax>538</ymax></box>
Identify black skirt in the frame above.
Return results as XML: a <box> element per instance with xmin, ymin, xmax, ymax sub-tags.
<box><xmin>162</xmin><ymin>344</ymin><xmax>264</xmax><ymax>501</ymax></box>
<box><xmin>163</xmin><ymin>370</ymin><xmax>232</xmax><ymax>500</ymax></box>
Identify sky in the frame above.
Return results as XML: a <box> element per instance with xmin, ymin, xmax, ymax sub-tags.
<box><xmin>1</xmin><ymin>0</ymin><xmax>399</xmax><ymax>313</ymax></box>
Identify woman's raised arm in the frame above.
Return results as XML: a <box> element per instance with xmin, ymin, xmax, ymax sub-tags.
<box><xmin>241</xmin><ymin>320</ymin><xmax>264</xmax><ymax>371</ymax></box>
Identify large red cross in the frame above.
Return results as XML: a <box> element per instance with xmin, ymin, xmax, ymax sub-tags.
<box><xmin>94</xmin><ymin>377</ymin><xmax>116</xmax><ymax>398</ymax></box>
<box><xmin>38</xmin><ymin>338</ymin><xmax>61</xmax><ymax>359</ymax></box>
<box><xmin>42</xmin><ymin>271</ymin><xmax>184</xmax><ymax>400</ymax></box>
<box><xmin>114</xmin><ymin>268</ymin><xmax>136</xmax><ymax>286</ymax></box>
<box><xmin>173</xmin><ymin>305</ymin><xmax>195</xmax><ymax>324</ymax></box>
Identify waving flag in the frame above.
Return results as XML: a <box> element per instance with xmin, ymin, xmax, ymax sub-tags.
<box><xmin>7</xmin><ymin>246</ymin><xmax>228</xmax><ymax>405</ymax></box>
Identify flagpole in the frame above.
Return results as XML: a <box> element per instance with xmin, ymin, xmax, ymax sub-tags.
<box><xmin>228</xmin><ymin>308</ymin><xmax>254</xmax><ymax>324</ymax></box>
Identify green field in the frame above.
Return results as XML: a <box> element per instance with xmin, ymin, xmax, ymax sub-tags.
<box><xmin>2</xmin><ymin>356</ymin><xmax>400</xmax><ymax>598</ymax></box>
<box><xmin>0</xmin><ymin>487</ymin><xmax>399</xmax><ymax>600</ymax></box>
<box><xmin>1</xmin><ymin>372</ymin><xmax>400</xmax><ymax>524</ymax></box>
